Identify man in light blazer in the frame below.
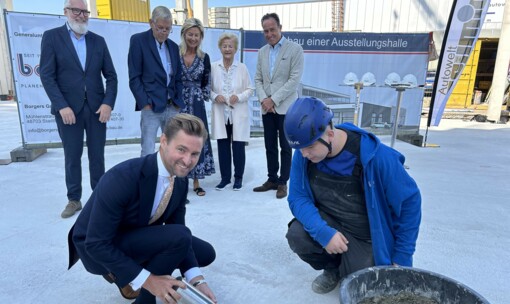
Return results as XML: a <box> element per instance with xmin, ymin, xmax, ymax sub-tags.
<box><xmin>40</xmin><ymin>0</ymin><xmax>117</xmax><ymax>218</ymax></box>
<box><xmin>128</xmin><ymin>6</ymin><xmax>183</xmax><ymax>157</ymax></box>
<box><xmin>253</xmin><ymin>13</ymin><xmax>304</xmax><ymax>199</ymax></box>
<box><xmin>68</xmin><ymin>114</ymin><xmax>217</xmax><ymax>303</ymax></box>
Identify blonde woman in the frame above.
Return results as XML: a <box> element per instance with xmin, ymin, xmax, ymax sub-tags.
<box><xmin>210</xmin><ymin>33</ymin><xmax>253</xmax><ymax>191</ymax></box>
<box><xmin>179</xmin><ymin>18</ymin><xmax>215</xmax><ymax>197</ymax></box>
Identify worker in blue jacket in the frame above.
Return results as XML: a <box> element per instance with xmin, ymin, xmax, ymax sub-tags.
<box><xmin>284</xmin><ymin>97</ymin><xmax>421</xmax><ymax>294</ymax></box>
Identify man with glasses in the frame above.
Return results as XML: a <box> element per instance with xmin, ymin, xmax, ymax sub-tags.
<box><xmin>128</xmin><ymin>6</ymin><xmax>184</xmax><ymax>157</ymax></box>
<box><xmin>40</xmin><ymin>0</ymin><xmax>117</xmax><ymax>219</ymax></box>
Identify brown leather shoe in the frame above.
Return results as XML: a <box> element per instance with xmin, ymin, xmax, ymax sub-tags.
<box><xmin>119</xmin><ymin>285</ymin><xmax>140</xmax><ymax>300</ymax></box>
<box><xmin>276</xmin><ymin>185</ymin><xmax>288</xmax><ymax>199</ymax></box>
<box><xmin>253</xmin><ymin>181</ymin><xmax>278</xmax><ymax>192</ymax></box>
<box><xmin>103</xmin><ymin>273</ymin><xmax>140</xmax><ymax>300</ymax></box>
<box><xmin>61</xmin><ymin>200</ymin><xmax>82</xmax><ymax>218</ymax></box>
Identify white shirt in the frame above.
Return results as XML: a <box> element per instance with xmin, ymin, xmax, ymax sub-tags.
<box><xmin>216</xmin><ymin>61</ymin><xmax>238</xmax><ymax>123</ymax></box>
<box><xmin>155</xmin><ymin>38</ymin><xmax>172</xmax><ymax>87</ymax></box>
<box><xmin>130</xmin><ymin>152</ymin><xmax>202</xmax><ymax>290</ymax></box>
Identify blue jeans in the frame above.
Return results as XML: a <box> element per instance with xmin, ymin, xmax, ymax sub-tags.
<box><xmin>140</xmin><ymin>106</ymin><xmax>179</xmax><ymax>157</ymax></box>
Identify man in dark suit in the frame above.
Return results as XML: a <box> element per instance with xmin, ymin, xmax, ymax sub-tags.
<box><xmin>68</xmin><ymin>114</ymin><xmax>217</xmax><ymax>303</ymax></box>
<box><xmin>253</xmin><ymin>13</ymin><xmax>304</xmax><ymax>199</ymax></box>
<box><xmin>128</xmin><ymin>6</ymin><xmax>183</xmax><ymax>157</ymax></box>
<box><xmin>40</xmin><ymin>0</ymin><xmax>118</xmax><ymax>218</ymax></box>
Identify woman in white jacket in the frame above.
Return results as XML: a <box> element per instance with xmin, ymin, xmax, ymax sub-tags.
<box><xmin>210</xmin><ymin>33</ymin><xmax>254</xmax><ymax>191</ymax></box>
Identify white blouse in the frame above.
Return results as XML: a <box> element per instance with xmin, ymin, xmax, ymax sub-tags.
<box><xmin>210</xmin><ymin>60</ymin><xmax>254</xmax><ymax>141</ymax></box>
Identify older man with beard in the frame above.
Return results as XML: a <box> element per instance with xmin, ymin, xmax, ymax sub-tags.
<box><xmin>40</xmin><ymin>0</ymin><xmax>117</xmax><ymax>219</ymax></box>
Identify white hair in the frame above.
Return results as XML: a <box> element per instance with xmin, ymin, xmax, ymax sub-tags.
<box><xmin>64</xmin><ymin>0</ymin><xmax>88</xmax><ymax>8</ymax></box>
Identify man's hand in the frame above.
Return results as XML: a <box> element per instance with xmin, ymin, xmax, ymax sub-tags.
<box><xmin>142</xmin><ymin>274</ymin><xmax>185</xmax><ymax>304</ymax></box>
<box><xmin>261</xmin><ymin>97</ymin><xmax>275</xmax><ymax>113</ymax></box>
<box><xmin>96</xmin><ymin>104</ymin><xmax>112</xmax><ymax>123</ymax></box>
<box><xmin>59</xmin><ymin>107</ymin><xmax>76</xmax><ymax>125</ymax></box>
<box><xmin>325</xmin><ymin>231</ymin><xmax>349</xmax><ymax>254</ymax></box>
<box><xmin>190</xmin><ymin>276</ymin><xmax>218</xmax><ymax>303</ymax></box>
<box><xmin>143</xmin><ymin>104</ymin><xmax>152</xmax><ymax>110</ymax></box>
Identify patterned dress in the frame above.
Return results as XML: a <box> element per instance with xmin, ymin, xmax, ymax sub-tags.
<box><xmin>180</xmin><ymin>53</ymin><xmax>216</xmax><ymax>179</ymax></box>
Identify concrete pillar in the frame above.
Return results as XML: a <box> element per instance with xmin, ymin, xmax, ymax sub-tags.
<box><xmin>0</xmin><ymin>0</ymin><xmax>14</xmax><ymax>99</ymax></box>
<box><xmin>193</xmin><ymin>0</ymin><xmax>208</xmax><ymax>27</ymax></box>
<box><xmin>486</xmin><ymin>1</ymin><xmax>510</xmax><ymax>122</ymax></box>
<box><xmin>209</xmin><ymin>7</ymin><xmax>230</xmax><ymax>28</ymax></box>
<box><xmin>89</xmin><ymin>0</ymin><xmax>97</xmax><ymax>18</ymax></box>
<box><xmin>0</xmin><ymin>0</ymin><xmax>13</xmax><ymax>10</ymax></box>
<box><xmin>173</xmin><ymin>0</ymin><xmax>187</xmax><ymax>25</ymax></box>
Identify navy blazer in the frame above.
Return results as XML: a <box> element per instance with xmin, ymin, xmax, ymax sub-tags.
<box><xmin>128</xmin><ymin>29</ymin><xmax>183</xmax><ymax>113</ymax></box>
<box><xmin>68</xmin><ymin>153</ymin><xmax>196</xmax><ymax>287</ymax></box>
<box><xmin>40</xmin><ymin>24</ymin><xmax>117</xmax><ymax>116</ymax></box>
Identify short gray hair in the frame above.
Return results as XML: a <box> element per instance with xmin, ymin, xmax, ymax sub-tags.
<box><xmin>151</xmin><ymin>6</ymin><xmax>172</xmax><ymax>23</ymax></box>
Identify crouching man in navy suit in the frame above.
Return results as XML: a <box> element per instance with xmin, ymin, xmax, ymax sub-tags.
<box><xmin>68</xmin><ymin>114</ymin><xmax>217</xmax><ymax>304</ymax></box>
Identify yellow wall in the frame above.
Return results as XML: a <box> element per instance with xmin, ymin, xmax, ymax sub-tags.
<box><xmin>447</xmin><ymin>40</ymin><xmax>482</xmax><ymax>108</ymax></box>
<box><xmin>97</xmin><ymin>0</ymin><xmax>150</xmax><ymax>22</ymax></box>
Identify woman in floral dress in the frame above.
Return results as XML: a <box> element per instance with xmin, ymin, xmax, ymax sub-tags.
<box><xmin>179</xmin><ymin>18</ymin><xmax>215</xmax><ymax>196</ymax></box>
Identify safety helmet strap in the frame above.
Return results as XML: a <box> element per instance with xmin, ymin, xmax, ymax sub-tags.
<box><xmin>317</xmin><ymin>137</ymin><xmax>332</xmax><ymax>154</ymax></box>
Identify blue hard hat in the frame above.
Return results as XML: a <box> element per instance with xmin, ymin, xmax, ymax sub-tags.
<box><xmin>284</xmin><ymin>97</ymin><xmax>333</xmax><ymax>149</ymax></box>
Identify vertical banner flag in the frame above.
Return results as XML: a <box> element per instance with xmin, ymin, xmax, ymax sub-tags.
<box><xmin>428</xmin><ymin>0</ymin><xmax>491</xmax><ymax>127</ymax></box>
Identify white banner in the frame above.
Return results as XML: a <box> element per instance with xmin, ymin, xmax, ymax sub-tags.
<box><xmin>5</xmin><ymin>11</ymin><xmax>231</xmax><ymax>145</ymax></box>
<box><xmin>428</xmin><ymin>0</ymin><xmax>491</xmax><ymax>126</ymax></box>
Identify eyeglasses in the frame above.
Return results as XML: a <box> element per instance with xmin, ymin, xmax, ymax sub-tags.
<box><xmin>155</xmin><ymin>26</ymin><xmax>172</xmax><ymax>34</ymax></box>
<box><xmin>65</xmin><ymin>7</ymin><xmax>90</xmax><ymax>17</ymax></box>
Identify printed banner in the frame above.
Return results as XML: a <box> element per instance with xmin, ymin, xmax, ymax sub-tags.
<box><xmin>5</xmin><ymin>11</ymin><xmax>229</xmax><ymax>145</ymax></box>
<box><xmin>243</xmin><ymin>31</ymin><xmax>430</xmax><ymax>130</ymax></box>
<box><xmin>5</xmin><ymin>11</ymin><xmax>430</xmax><ymax>145</ymax></box>
<box><xmin>428</xmin><ymin>0</ymin><xmax>491</xmax><ymax>127</ymax></box>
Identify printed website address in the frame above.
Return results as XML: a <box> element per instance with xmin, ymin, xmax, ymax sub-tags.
<box><xmin>27</xmin><ymin>128</ymin><xmax>58</xmax><ymax>133</ymax></box>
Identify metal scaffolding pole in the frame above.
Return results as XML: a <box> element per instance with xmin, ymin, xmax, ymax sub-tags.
<box><xmin>390</xmin><ymin>86</ymin><xmax>406</xmax><ymax>148</ymax></box>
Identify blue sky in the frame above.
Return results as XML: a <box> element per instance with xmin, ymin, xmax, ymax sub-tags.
<box><xmin>12</xmin><ymin>0</ymin><xmax>303</xmax><ymax>15</ymax></box>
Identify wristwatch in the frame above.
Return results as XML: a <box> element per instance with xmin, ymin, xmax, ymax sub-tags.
<box><xmin>192</xmin><ymin>279</ymin><xmax>207</xmax><ymax>287</ymax></box>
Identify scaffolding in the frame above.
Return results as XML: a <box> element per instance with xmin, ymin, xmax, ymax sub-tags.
<box><xmin>332</xmin><ymin>0</ymin><xmax>344</xmax><ymax>32</ymax></box>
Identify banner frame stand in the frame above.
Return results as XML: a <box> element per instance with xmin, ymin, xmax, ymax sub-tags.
<box><xmin>3</xmin><ymin>9</ymin><xmax>47</xmax><ymax>162</ymax></box>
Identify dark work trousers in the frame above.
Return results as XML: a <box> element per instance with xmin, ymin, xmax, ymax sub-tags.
<box><xmin>262</xmin><ymin>112</ymin><xmax>292</xmax><ymax>185</ymax></box>
<box><xmin>217</xmin><ymin>123</ymin><xmax>246</xmax><ymax>182</ymax></box>
<box><xmin>286</xmin><ymin>211</ymin><xmax>374</xmax><ymax>279</ymax></box>
<box><xmin>115</xmin><ymin>225</ymin><xmax>215</xmax><ymax>304</ymax></box>
<box><xmin>55</xmin><ymin>101</ymin><xmax>106</xmax><ymax>201</ymax></box>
